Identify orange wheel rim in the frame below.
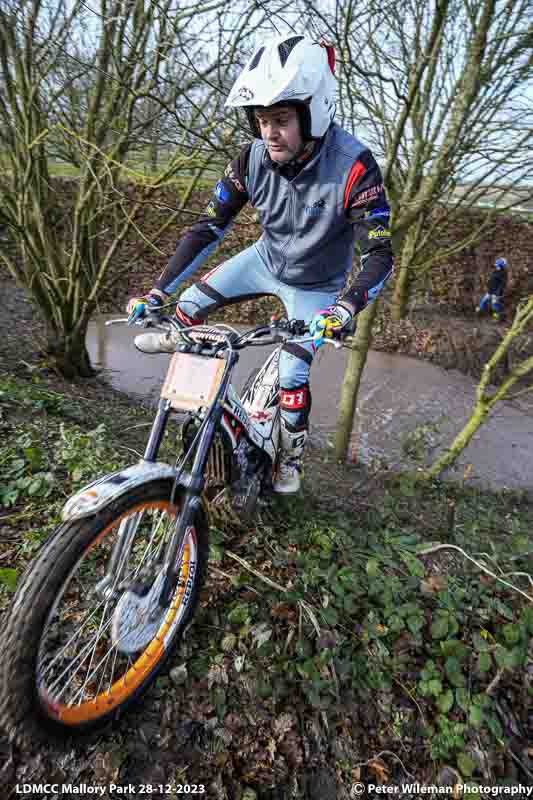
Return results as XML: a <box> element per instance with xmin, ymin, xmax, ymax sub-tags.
<box><xmin>38</xmin><ymin>500</ymin><xmax>197</xmax><ymax>724</ymax></box>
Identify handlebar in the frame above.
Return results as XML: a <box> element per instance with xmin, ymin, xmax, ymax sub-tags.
<box><xmin>105</xmin><ymin>314</ymin><xmax>346</xmax><ymax>351</ymax></box>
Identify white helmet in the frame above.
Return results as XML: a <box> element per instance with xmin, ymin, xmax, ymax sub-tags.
<box><xmin>225</xmin><ymin>35</ymin><xmax>336</xmax><ymax>140</ymax></box>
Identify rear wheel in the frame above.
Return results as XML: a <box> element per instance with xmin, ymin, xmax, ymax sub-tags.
<box><xmin>0</xmin><ymin>480</ymin><xmax>208</xmax><ymax>748</ymax></box>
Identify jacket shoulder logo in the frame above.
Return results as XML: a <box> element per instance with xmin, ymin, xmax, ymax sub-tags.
<box><xmin>215</xmin><ymin>181</ymin><xmax>230</xmax><ymax>203</ymax></box>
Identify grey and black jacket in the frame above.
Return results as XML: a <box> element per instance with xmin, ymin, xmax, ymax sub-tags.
<box><xmin>155</xmin><ymin>123</ymin><xmax>394</xmax><ymax>315</ymax></box>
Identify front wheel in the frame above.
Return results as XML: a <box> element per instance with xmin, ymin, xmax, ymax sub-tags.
<box><xmin>0</xmin><ymin>480</ymin><xmax>208</xmax><ymax>748</ymax></box>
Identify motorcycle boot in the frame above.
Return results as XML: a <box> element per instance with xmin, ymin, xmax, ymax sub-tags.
<box><xmin>273</xmin><ymin>419</ymin><xmax>308</xmax><ymax>494</ymax></box>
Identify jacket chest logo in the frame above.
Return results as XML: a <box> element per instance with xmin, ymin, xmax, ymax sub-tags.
<box><xmin>304</xmin><ymin>199</ymin><xmax>326</xmax><ymax>217</ymax></box>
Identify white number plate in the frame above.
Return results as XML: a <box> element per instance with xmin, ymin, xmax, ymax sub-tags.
<box><xmin>161</xmin><ymin>353</ymin><xmax>225</xmax><ymax>411</ymax></box>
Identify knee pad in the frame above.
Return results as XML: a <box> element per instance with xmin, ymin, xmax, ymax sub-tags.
<box><xmin>280</xmin><ymin>383</ymin><xmax>312</xmax><ymax>431</ymax></box>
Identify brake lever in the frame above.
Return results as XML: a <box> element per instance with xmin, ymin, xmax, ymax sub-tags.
<box><xmin>105</xmin><ymin>318</ymin><xmax>129</xmax><ymax>327</ymax></box>
<box><xmin>106</xmin><ymin>315</ymin><xmax>159</xmax><ymax>328</ymax></box>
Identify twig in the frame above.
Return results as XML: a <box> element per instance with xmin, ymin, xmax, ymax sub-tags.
<box><xmin>210</xmin><ymin>563</ymin><xmax>263</xmax><ymax>597</ymax></box>
<box><xmin>417</xmin><ymin>543</ymin><xmax>533</xmax><ymax>604</ymax></box>
<box><xmin>502</xmin><ymin>571</ymin><xmax>533</xmax><ymax>590</ymax></box>
<box><xmin>225</xmin><ymin>550</ymin><xmax>288</xmax><ymax>593</ymax></box>
<box><xmin>116</xmin><ymin>422</ymin><xmax>154</xmax><ymax>432</ymax></box>
<box><xmin>485</xmin><ymin>668</ymin><xmax>505</xmax><ymax>696</ymax></box>
<box><xmin>210</xmin><ymin>566</ymin><xmax>237</xmax><ymax>582</ymax></box>
<box><xmin>300</xmin><ymin>600</ymin><xmax>321</xmax><ymax>637</ymax></box>
<box><xmin>392</xmin><ymin>677</ymin><xmax>426</xmax><ymax>726</ymax></box>
<box><xmin>474</xmin><ymin>552</ymin><xmax>505</xmax><ymax>575</ymax></box>
<box><xmin>329</xmin><ymin>659</ymin><xmax>341</xmax><ymax>703</ymax></box>
<box><xmin>0</xmin><ymin>510</ymin><xmax>37</xmax><ymax>523</ymax></box>
<box><xmin>115</xmin><ymin>445</ymin><xmax>144</xmax><ymax>458</ymax></box>
<box><xmin>506</xmin><ymin>386</ymin><xmax>533</xmax><ymax>401</ymax></box>
<box><xmin>224</xmin><ymin>550</ymin><xmax>324</xmax><ymax>636</ymax></box>
<box><xmin>353</xmin><ymin>750</ymin><xmax>415</xmax><ymax>780</ymax></box>
<box><xmin>507</xmin><ymin>748</ymin><xmax>533</xmax><ymax>782</ymax></box>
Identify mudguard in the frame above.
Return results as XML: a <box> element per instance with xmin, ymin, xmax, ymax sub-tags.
<box><xmin>61</xmin><ymin>461</ymin><xmax>181</xmax><ymax>522</ymax></box>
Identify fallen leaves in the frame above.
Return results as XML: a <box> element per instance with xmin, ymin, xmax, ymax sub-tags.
<box><xmin>273</xmin><ymin>712</ymin><xmax>296</xmax><ymax>739</ymax></box>
<box><xmin>367</xmin><ymin>756</ymin><xmax>389</xmax><ymax>784</ymax></box>
<box><xmin>271</xmin><ymin>601</ymin><xmax>297</xmax><ymax>624</ymax></box>
<box><xmin>207</xmin><ymin>663</ymin><xmax>229</xmax><ymax>690</ymax></box>
<box><xmin>421</xmin><ymin>575</ymin><xmax>448</xmax><ymax>594</ymax></box>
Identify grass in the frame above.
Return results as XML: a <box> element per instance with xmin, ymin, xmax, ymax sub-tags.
<box><xmin>0</xmin><ymin>149</ymin><xmax>224</xmax><ymax>189</ymax></box>
<box><xmin>46</xmin><ymin>144</ymin><xmax>226</xmax><ymax>185</ymax></box>
<box><xmin>0</xmin><ymin>372</ymin><xmax>532</xmax><ymax>788</ymax></box>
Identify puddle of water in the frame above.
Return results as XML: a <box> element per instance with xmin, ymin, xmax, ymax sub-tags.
<box><xmin>87</xmin><ymin>315</ymin><xmax>533</xmax><ymax>492</ymax></box>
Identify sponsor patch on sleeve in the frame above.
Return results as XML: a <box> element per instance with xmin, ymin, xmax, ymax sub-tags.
<box><xmin>368</xmin><ymin>224</ymin><xmax>391</xmax><ymax>240</ymax></box>
<box><xmin>215</xmin><ymin>180</ymin><xmax>230</xmax><ymax>203</ymax></box>
<box><xmin>365</xmin><ymin>206</ymin><xmax>390</xmax><ymax>219</ymax></box>
<box><xmin>350</xmin><ymin>183</ymin><xmax>384</xmax><ymax>208</ymax></box>
<box><xmin>280</xmin><ymin>386</ymin><xmax>308</xmax><ymax>410</ymax></box>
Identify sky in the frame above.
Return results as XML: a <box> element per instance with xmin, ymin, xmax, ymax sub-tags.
<box><xmin>20</xmin><ymin>0</ymin><xmax>533</xmax><ymax>190</ymax></box>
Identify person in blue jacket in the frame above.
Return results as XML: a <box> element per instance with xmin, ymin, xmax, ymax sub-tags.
<box><xmin>476</xmin><ymin>258</ymin><xmax>508</xmax><ymax>321</ymax></box>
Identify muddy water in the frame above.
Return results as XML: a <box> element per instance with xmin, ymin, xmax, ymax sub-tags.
<box><xmin>87</xmin><ymin>316</ymin><xmax>533</xmax><ymax>492</ymax></box>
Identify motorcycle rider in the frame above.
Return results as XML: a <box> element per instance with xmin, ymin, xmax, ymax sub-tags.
<box><xmin>127</xmin><ymin>35</ymin><xmax>394</xmax><ymax>493</ymax></box>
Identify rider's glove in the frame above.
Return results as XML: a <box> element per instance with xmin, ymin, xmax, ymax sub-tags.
<box><xmin>309</xmin><ymin>304</ymin><xmax>353</xmax><ymax>348</ymax></box>
<box><xmin>126</xmin><ymin>292</ymin><xmax>164</xmax><ymax>325</ymax></box>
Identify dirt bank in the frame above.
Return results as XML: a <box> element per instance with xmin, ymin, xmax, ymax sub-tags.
<box><xmin>372</xmin><ymin>303</ymin><xmax>533</xmax><ymax>385</ymax></box>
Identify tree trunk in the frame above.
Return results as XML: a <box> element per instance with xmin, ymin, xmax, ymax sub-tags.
<box><xmin>334</xmin><ymin>300</ymin><xmax>379</xmax><ymax>462</ymax></box>
<box><xmin>390</xmin><ymin>223</ymin><xmax>418</xmax><ymax>321</ymax></box>
<box><xmin>423</xmin><ymin>296</ymin><xmax>533</xmax><ymax>479</ymax></box>
<box><xmin>45</xmin><ymin>324</ymin><xmax>94</xmax><ymax>379</ymax></box>
<box><xmin>391</xmin><ymin>261</ymin><xmax>410</xmax><ymax>321</ymax></box>
<box><xmin>150</xmin><ymin>140</ymin><xmax>158</xmax><ymax>173</ymax></box>
<box><xmin>422</xmin><ymin>401</ymin><xmax>489</xmax><ymax>479</ymax></box>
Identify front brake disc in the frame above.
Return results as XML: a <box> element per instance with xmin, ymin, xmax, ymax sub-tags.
<box><xmin>111</xmin><ymin>570</ymin><xmax>167</xmax><ymax>654</ymax></box>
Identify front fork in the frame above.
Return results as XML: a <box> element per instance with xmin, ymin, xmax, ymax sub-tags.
<box><xmin>97</xmin><ymin>351</ymin><xmax>235</xmax><ymax>607</ymax></box>
<box><xmin>159</xmin><ymin>354</ymin><xmax>236</xmax><ymax>606</ymax></box>
<box><xmin>95</xmin><ymin>399</ymin><xmax>173</xmax><ymax>601</ymax></box>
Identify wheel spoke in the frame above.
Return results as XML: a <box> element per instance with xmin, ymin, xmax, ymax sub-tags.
<box><xmin>78</xmin><ymin>595</ymin><xmax>114</xmax><ymax>703</ymax></box>
<box><xmin>105</xmin><ymin>645</ymin><xmax>121</xmax><ymax>697</ymax></box>
<box><xmin>44</xmin><ymin>611</ymin><xmax>116</xmax><ymax>699</ymax></box>
<box><xmin>70</xmin><ymin>611</ymin><xmax>154</xmax><ymax>706</ymax></box>
<box><xmin>131</xmin><ymin>510</ymin><xmax>168</xmax><ymax>574</ymax></box>
<box><xmin>111</xmin><ymin>513</ymin><xmax>143</xmax><ymax>590</ymax></box>
<box><xmin>40</xmin><ymin>593</ymin><xmax>115</xmax><ymax>680</ymax></box>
